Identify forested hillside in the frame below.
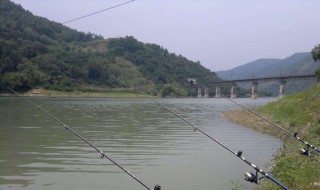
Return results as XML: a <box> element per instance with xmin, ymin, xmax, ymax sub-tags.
<box><xmin>0</xmin><ymin>0</ymin><xmax>222</xmax><ymax>97</ymax></box>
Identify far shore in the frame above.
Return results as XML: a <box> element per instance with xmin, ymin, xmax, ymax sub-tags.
<box><xmin>0</xmin><ymin>88</ymin><xmax>146</xmax><ymax>98</ymax></box>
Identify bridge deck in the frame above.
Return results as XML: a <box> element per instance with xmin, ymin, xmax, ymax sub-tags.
<box><xmin>209</xmin><ymin>74</ymin><xmax>316</xmax><ymax>85</ymax></box>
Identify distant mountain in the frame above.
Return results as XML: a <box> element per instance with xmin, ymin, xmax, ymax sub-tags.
<box><xmin>0</xmin><ymin>0</ymin><xmax>221</xmax><ymax>97</ymax></box>
<box><xmin>216</xmin><ymin>53</ymin><xmax>320</xmax><ymax>95</ymax></box>
<box><xmin>216</xmin><ymin>58</ymin><xmax>280</xmax><ymax>80</ymax></box>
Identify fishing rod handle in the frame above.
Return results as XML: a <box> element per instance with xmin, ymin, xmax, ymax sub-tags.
<box><xmin>266</xmin><ymin>175</ymin><xmax>290</xmax><ymax>190</ymax></box>
<box><xmin>294</xmin><ymin>133</ymin><xmax>320</xmax><ymax>153</ymax></box>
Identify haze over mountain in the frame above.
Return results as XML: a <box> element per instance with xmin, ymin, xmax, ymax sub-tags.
<box><xmin>0</xmin><ymin>0</ymin><xmax>223</xmax><ymax>97</ymax></box>
<box><xmin>216</xmin><ymin>52</ymin><xmax>320</xmax><ymax>95</ymax></box>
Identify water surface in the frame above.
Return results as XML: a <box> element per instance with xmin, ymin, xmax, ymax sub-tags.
<box><xmin>0</xmin><ymin>97</ymin><xmax>282</xmax><ymax>190</ymax></box>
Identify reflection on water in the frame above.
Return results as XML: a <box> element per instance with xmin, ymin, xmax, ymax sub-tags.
<box><xmin>0</xmin><ymin>97</ymin><xmax>281</xmax><ymax>190</ymax></box>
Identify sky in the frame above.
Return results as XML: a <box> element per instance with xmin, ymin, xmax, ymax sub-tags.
<box><xmin>11</xmin><ymin>0</ymin><xmax>320</xmax><ymax>71</ymax></box>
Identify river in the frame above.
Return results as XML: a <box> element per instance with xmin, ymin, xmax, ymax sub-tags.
<box><xmin>0</xmin><ymin>97</ymin><xmax>282</xmax><ymax>190</ymax></box>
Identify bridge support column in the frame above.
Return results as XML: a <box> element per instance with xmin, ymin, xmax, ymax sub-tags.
<box><xmin>231</xmin><ymin>83</ymin><xmax>237</xmax><ymax>99</ymax></box>
<box><xmin>251</xmin><ymin>82</ymin><xmax>258</xmax><ymax>99</ymax></box>
<box><xmin>197</xmin><ymin>87</ymin><xmax>202</xmax><ymax>98</ymax></box>
<box><xmin>279</xmin><ymin>80</ymin><xmax>286</xmax><ymax>99</ymax></box>
<box><xmin>215</xmin><ymin>86</ymin><xmax>221</xmax><ymax>98</ymax></box>
<box><xmin>204</xmin><ymin>87</ymin><xmax>209</xmax><ymax>98</ymax></box>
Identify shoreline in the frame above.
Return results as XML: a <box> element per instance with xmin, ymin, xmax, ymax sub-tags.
<box><xmin>223</xmin><ymin>109</ymin><xmax>286</xmax><ymax>184</ymax></box>
<box><xmin>224</xmin><ymin>84</ymin><xmax>320</xmax><ymax>189</ymax></box>
<box><xmin>0</xmin><ymin>88</ymin><xmax>145</xmax><ymax>98</ymax></box>
<box><xmin>224</xmin><ymin>109</ymin><xmax>290</xmax><ymax>141</ymax></box>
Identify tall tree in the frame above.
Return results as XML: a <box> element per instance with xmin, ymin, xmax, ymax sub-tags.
<box><xmin>311</xmin><ymin>44</ymin><xmax>320</xmax><ymax>61</ymax></box>
<box><xmin>312</xmin><ymin>44</ymin><xmax>320</xmax><ymax>80</ymax></box>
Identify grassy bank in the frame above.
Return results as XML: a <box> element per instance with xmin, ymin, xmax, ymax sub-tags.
<box><xmin>225</xmin><ymin>83</ymin><xmax>320</xmax><ymax>190</ymax></box>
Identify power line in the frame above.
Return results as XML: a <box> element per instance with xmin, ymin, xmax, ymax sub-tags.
<box><xmin>62</xmin><ymin>0</ymin><xmax>134</xmax><ymax>24</ymax></box>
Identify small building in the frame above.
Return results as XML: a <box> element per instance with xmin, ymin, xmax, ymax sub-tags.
<box><xmin>187</xmin><ymin>78</ymin><xmax>198</xmax><ymax>87</ymax></box>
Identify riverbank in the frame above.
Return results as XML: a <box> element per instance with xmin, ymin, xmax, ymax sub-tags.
<box><xmin>1</xmin><ymin>88</ymin><xmax>145</xmax><ymax>98</ymax></box>
<box><xmin>224</xmin><ymin>110</ymin><xmax>290</xmax><ymax>141</ymax></box>
<box><xmin>224</xmin><ymin>83</ymin><xmax>320</xmax><ymax>190</ymax></box>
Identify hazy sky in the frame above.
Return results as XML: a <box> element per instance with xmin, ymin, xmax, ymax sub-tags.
<box><xmin>11</xmin><ymin>0</ymin><xmax>320</xmax><ymax>71</ymax></box>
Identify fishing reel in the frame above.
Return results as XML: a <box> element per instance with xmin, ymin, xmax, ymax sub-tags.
<box><xmin>244</xmin><ymin>170</ymin><xmax>264</xmax><ymax>184</ymax></box>
<box><xmin>244</xmin><ymin>171</ymin><xmax>259</xmax><ymax>184</ymax></box>
<box><xmin>238</xmin><ymin>150</ymin><xmax>264</xmax><ymax>185</ymax></box>
<box><xmin>300</xmin><ymin>146</ymin><xmax>310</xmax><ymax>156</ymax></box>
<box><xmin>293</xmin><ymin>132</ymin><xmax>311</xmax><ymax>156</ymax></box>
<box><xmin>154</xmin><ymin>184</ymin><xmax>161</xmax><ymax>190</ymax></box>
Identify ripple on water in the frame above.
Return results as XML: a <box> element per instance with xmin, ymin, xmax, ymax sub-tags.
<box><xmin>0</xmin><ymin>97</ymin><xmax>281</xmax><ymax>190</ymax></box>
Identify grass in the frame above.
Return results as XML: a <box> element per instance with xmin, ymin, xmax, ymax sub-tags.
<box><xmin>254</xmin><ymin>83</ymin><xmax>320</xmax><ymax>190</ymax></box>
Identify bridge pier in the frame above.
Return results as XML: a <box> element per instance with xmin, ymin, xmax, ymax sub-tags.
<box><xmin>215</xmin><ymin>86</ymin><xmax>221</xmax><ymax>98</ymax></box>
<box><xmin>251</xmin><ymin>82</ymin><xmax>258</xmax><ymax>99</ymax></box>
<box><xmin>279</xmin><ymin>80</ymin><xmax>286</xmax><ymax>99</ymax></box>
<box><xmin>204</xmin><ymin>87</ymin><xmax>209</xmax><ymax>98</ymax></box>
<box><xmin>231</xmin><ymin>83</ymin><xmax>237</xmax><ymax>99</ymax></box>
<box><xmin>197</xmin><ymin>87</ymin><xmax>202</xmax><ymax>98</ymax></box>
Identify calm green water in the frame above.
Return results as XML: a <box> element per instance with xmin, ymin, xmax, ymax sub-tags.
<box><xmin>0</xmin><ymin>97</ymin><xmax>282</xmax><ymax>190</ymax></box>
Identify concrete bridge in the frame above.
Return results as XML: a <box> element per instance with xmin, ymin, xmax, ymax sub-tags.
<box><xmin>189</xmin><ymin>74</ymin><xmax>317</xmax><ymax>99</ymax></box>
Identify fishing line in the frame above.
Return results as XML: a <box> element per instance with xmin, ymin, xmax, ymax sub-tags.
<box><xmin>111</xmin><ymin>76</ymin><xmax>290</xmax><ymax>190</ymax></box>
<box><xmin>62</xmin><ymin>0</ymin><xmax>134</xmax><ymax>24</ymax></box>
<box><xmin>220</xmin><ymin>94</ymin><xmax>320</xmax><ymax>155</ymax></box>
<box><xmin>7</xmin><ymin>87</ymin><xmax>158</xmax><ymax>190</ymax></box>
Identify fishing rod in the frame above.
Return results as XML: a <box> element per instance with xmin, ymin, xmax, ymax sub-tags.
<box><xmin>62</xmin><ymin>0</ymin><xmax>134</xmax><ymax>24</ymax></box>
<box><xmin>7</xmin><ymin>87</ymin><xmax>160</xmax><ymax>190</ymax></box>
<box><xmin>220</xmin><ymin>93</ymin><xmax>320</xmax><ymax>155</ymax></box>
<box><xmin>111</xmin><ymin>76</ymin><xmax>290</xmax><ymax>190</ymax></box>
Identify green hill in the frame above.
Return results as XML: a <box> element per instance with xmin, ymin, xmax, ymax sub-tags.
<box><xmin>0</xmin><ymin>0</ymin><xmax>221</xmax><ymax>97</ymax></box>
